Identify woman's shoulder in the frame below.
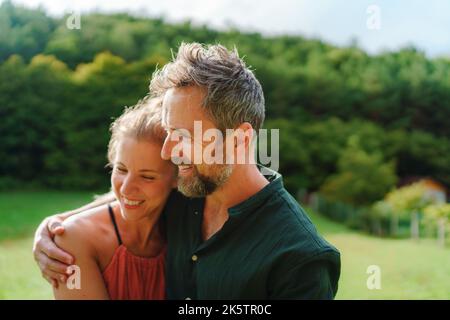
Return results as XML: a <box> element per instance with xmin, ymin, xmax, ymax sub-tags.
<box><xmin>56</xmin><ymin>204</ymin><xmax>116</xmax><ymax>257</ymax></box>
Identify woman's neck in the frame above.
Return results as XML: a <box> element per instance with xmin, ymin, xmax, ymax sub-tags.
<box><xmin>113</xmin><ymin>201</ymin><xmax>166</xmax><ymax>257</ymax></box>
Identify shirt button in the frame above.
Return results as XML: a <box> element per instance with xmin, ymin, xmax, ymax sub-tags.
<box><xmin>185</xmin><ymin>297</ymin><xmax>191</xmax><ymax>300</ymax></box>
<box><xmin>194</xmin><ymin>211</ymin><xmax>198</xmax><ymax>215</ymax></box>
<box><xmin>191</xmin><ymin>255</ymin><xmax>198</xmax><ymax>262</ymax></box>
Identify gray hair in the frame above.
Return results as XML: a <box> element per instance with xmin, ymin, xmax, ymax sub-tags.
<box><xmin>150</xmin><ymin>42</ymin><xmax>265</xmax><ymax>131</ymax></box>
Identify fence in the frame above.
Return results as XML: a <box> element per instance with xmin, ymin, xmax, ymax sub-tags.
<box><xmin>301</xmin><ymin>191</ymin><xmax>448</xmax><ymax>247</ymax></box>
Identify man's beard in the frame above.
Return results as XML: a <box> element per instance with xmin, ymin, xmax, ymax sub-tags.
<box><xmin>177</xmin><ymin>164</ymin><xmax>232</xmax><ymax>198</ymax></box>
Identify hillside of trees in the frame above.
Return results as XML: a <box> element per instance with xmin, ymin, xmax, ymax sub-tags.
<box><xmin>0</xmin><ymin>1</ymin><xmax>449</xmax><ymax>200</ymax></box>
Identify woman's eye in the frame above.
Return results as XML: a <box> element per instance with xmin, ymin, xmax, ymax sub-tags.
<box><xmin>116</xmin><ymin>167</ymin><xmax>127</xmax><ymax>173</ymax></box>
<box><xmin>142</xmin><ymin>176</ymin><xmax>155</xmax><ymax>181</ymax></box>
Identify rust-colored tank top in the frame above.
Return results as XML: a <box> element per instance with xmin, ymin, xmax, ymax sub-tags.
<box><xmin>102</xmin><ymin>204</ymin><xmax>166</xmax><ymax>300</ymax></box>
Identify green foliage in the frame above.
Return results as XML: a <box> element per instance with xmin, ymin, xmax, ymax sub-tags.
<box><xmin>424</xmin><ymin>203</ymin><xmax>450</xmax><ymax>220</ymax></box>
<box><xmin>0</xmin><ymin>2</ymin><xmax>449</xmax><ymax>191</ymax></box>
<box><xmin>0</xmin><ymin>1</ymin><xmax>56</xmax><ymax>62</ymax></box>
<box><xmin>320</xmin><ymin>136</ymin><xmax>398</xmax><ymax>206</ymax></box>
<box><xmin>422</xmin><ymin>203</ymin><xmax>450</xmax><ymax>234</ymax></box>
<box><xmin>385</xmin><ymin>181</ymin><xmax>435</xmax><ymax>218</ymax></box>
<box><xmin>264</xmin><ymin>116</ymin><xmax>449</xmax><ymax>195</ymax></box>
<box><xmin>0</xmin><ymin>51</ymin><xmax>157</xmax><ymax>189</ymax></box>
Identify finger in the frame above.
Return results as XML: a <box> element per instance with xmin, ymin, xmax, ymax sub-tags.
<box><xmin>43</xmin><ymin>274</ymin><xmax>59</xmax><ymax>289</ymax></box>
<box><xmin>33</xmin><ymin>221</ymin><xmax>53</xmax><ymax>259</ymax></box>
<box><xmin>48</xmin><ymin>219</ymin><xmax>65</xmax><ymax>235</ymax></box>
<box><xmin>48</xmin><ymin>257</ymin><xmax>72</xmax><ymax>275</ymax></box>
<box><xmin>37</xmin><ymin>251</ymin><xmax>72</xmax><ymax>275</ymax></box>
<box><xmin>52</xmin><ymin>226</ymin><xmax>65</xmax><ymax>235</ymax></box>
<box><xmin>40</xmin><ymin>238</ymin><xmax>74</xmax><ymax>265</ymax></box>
<box><xmin>42</xmin><ymin>264</ymin><xmax>68</xmax><ymax>284</ymax></box>
<box><xmin>42</xmin><ymin>273</ymin><xmax>53</xmax><ymax>285</ymax></box>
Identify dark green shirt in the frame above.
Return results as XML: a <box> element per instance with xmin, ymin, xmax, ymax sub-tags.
<box><xmin>164</xmin><ymin>169</ymin><xmax>341</xmax><ymax>299</ymax></box>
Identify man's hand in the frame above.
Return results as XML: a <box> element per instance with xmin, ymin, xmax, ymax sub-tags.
<box><xmin>32</xmin><ymin>191</ymin><xmax>115</xmax><ymax>288</ymax></box>
<box><xmin>32</xmin><ymin>215</ymin><xmax>74</xmax><ymax>288</ymax></box>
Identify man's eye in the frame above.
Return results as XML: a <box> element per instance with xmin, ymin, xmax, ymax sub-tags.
<box><xmin>172</xmin><ymin>129</ymin><xmax>191</xmax><ymax>140</ymax></box>
<box><xmin>142</xmin><ymin>176</ymin><xmax>155</xmax><ymax>181</ymax></box>
<box><xmin>179</xmin><ymin>133</ymin><xmax>192</xmax><ymax>141</ymax></box>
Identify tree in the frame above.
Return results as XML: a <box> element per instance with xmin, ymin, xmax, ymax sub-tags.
<box><xmin>320</xmin><ymin>135</ymin><xmax>398</xmax><ymax>206</ymax></box>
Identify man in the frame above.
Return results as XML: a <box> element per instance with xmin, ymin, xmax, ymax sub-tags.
<box><xmin>33</xmin><ymin>42</ymin><xmax>340</xmax><ymax>299</ymax></box>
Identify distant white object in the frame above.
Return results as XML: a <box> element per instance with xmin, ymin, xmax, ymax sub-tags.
<box><xmin>366</xmin><ymin>4</ymin><xmax>381</xmax><ymax>31</ymax></box>
<box><xmin>366</xmin><ymin>265</ymin><xmax>382</xmax><ymax>290</ymax></box>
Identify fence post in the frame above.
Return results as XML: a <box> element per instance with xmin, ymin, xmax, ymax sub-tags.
<box><xmin>311</xmin><ymin>193</ymin><xmax>319</xmax><ymax>213</ymax></box>
<box><xmin>373</xmin><ymin>217</ymin><xmax>382</xmax><ymax>236</ymax></box>
<box><xmin>390</xmin><ymin>214</ymin><xmax>398</xmax><ymax>237</ymax></box>
<box><xmin>437</xmin><ymin>218</ymin><xmax>447</xmax><ymax>248</ymax></box>
<box><xmin>411</xmin><ymin>211</ymin><xmax>420</xmax><ymax>241</ymax></box>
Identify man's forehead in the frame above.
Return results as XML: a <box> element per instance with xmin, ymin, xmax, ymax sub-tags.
<box><xmin>162</xmin><ymin>87</ymin><xmax>205</xmax><ymax>110</ymax></box>
<box><xmin>161</xmin><ymin>87</ymin><xmax>213</xmax><ymax>129</ymax></box>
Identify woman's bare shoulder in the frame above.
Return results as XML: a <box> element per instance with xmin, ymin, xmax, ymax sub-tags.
<box><xmin>56</xmin><ymin>204</ymin><xmax>115</xmax><ymax>257</ymax></box>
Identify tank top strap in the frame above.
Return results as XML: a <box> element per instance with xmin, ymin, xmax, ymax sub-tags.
<box><xmin>107</xmin><ymin>204</ymin><xmax>123</xmax><ymax>246</ymax></box>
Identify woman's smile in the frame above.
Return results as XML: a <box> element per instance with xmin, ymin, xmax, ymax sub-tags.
<box><xmin>122</xmin><ymin>197</ymin><xmax>145</xmax><ymax>209</ymax></box>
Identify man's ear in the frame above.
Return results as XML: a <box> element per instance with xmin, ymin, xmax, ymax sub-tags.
<box><xmin>234</xmin><ymin>122</ymin><xmax>254</xmax><ymax>148</ymax></box>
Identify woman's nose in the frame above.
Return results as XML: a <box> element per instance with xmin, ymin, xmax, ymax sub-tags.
<box><xmin>120</xmin><ymin>174</ymin><xmax>139</xmax><ymax>195</ymax></box>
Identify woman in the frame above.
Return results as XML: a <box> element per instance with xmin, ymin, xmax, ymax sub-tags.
<box><xmin>53</xmin><ymin>97</ymin><xmax>177</xmax><ymax>299</ymax></box>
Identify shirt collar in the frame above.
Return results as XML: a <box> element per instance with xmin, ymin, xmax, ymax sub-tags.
<box><xmin>228</xmin><ymin>165</ymin><xmax>284</xmax><ymax>217</ymax></box>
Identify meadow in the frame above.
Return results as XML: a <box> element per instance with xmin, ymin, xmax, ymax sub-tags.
<box><xmin>0</xmin><ymin>191</ymin><xmax>449</xmax><ymax>299</ymax></box>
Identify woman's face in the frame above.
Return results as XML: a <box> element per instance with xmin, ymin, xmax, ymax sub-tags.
<box><xmin>111</xmin><ymin>136</ymin><xmax>176</xmax><ymax>221</ymax></box>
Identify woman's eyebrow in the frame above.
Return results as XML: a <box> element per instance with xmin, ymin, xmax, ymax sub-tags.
<box><xmin>140</xmin><ymin>169</ymin><xmax>158</xmax><ymax>173</ymax></box>
<box><xmin>115</xmin><ymin>162</ymin><xmax>157</xmax><ymax>172</ymax></box>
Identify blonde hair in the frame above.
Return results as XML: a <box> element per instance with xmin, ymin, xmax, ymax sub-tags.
<box><xmin>107</xmin><ymin>96</ymin><xmax>166</xmax><ymax>166</ymax></box>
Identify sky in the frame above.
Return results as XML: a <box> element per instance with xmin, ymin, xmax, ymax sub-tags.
<box><xmin>7</xmin><ymin>0</ymin><xmax>450</xmax><ymax>57</ymax></box>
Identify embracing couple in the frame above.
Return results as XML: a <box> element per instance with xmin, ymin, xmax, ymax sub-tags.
<box><xmin>33</xmin><ymin>43</ymin><xmax>341</xmax><ymax>300</ymax></box>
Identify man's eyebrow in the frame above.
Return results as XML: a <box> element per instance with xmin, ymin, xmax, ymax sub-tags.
<box><xmin>163</xmin><ymin>125</ymin><xmax>193</xmax><ymax>134</ymax></box>
<box><xmin>162</xmin><ymin>124</ymin><xmax>175</xmax><ymax>130</ymax></box>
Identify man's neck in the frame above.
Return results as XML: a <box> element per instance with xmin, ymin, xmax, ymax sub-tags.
<box><xmin>202</xmin><ymin>164</ymin><xmax>269</xmax><ymax>241</ymax></box>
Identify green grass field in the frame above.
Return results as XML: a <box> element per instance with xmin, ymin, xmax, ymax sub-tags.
<box><xmin>0</xmin><ymin>191</ymin><xmax>449</xmax><ymax>299</ymax></box>
<box><xmin>309</xmin><ymin>212</ymin><xmax>450</xmax><ymax>299</ymax></box>
<box><xmin>0</xmin><ymin>191</ymin><xmax>94</xmax><ymax>300</ymax></box>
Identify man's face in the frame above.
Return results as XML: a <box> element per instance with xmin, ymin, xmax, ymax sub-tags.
<box><xmin>161</xmin><ymin>86</ymin><xmax>232</xmax><ymax>198</ymax></box>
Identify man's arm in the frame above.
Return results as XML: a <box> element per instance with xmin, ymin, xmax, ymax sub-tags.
<box><xmin>32</xmin><ymin>191</ymin><xmax>115</xmax><ymax>287</ymax></box>
<box><xmin>268</xmin><ymin>251</ymin><xmax>341</xmax><ymax>300</ymax></box>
